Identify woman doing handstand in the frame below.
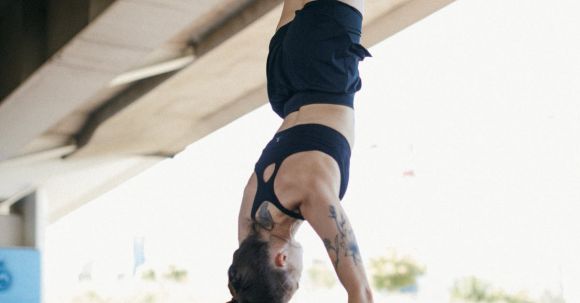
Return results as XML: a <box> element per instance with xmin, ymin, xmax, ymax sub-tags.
<box><xmin>227</xmin><ymin>0</ymin><xmax>373</xmax><ymax>302</ymax></box>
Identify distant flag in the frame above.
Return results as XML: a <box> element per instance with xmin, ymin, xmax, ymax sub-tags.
<box><xmin>133</xmin><ymin>237</ymin><xmax>145</xmax><ymax>276</ymax></box>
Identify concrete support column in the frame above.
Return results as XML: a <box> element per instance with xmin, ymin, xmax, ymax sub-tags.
<box><xmin>0</xmin><ymin>215</ymin><xmax>23</xmax><ymax>247</ymax></box>
<box><xmin>8</xmin><ymin>191</ymin><xmax>45</xmax><ymax>249</ymax></box>
<box><xmin>0</xmin><ymin>191</ymin><xmax>44</xmax><ymax>303</ymax></box>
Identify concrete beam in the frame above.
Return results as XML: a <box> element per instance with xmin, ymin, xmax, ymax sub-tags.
<box><xmin>0</xmin><ymin>153</ymin><xmax>163</xmax><ymax>222</ymax></box>
<box><xmin>0</xmin><ymin>0</ymin><xmax>457</xmax><ymax>221</ymax></box>
<box><xmin>0</xmin><ymin>0</ymin><xmax>26</xmax><ymax>102</ymax></box>
<box><xmin>362</xmin><ymin>0</ymin><xmax>457</xmax><ymax>46</ymax></box>
<box><xmin>0</xmin><ymin>0</ymin><xmax>107</xmax><ymax>105</ymax></box>
<box><xmin>42</xmin><ymin>156</ymin><xmax>162</xmax><ymax>223</ymax></box>
<box><xmin>73</xmin><ymin>0</ymin><xmax>282</xmax><ymax>155</ymax></box>
<box><xmin>0</xmin><ymin>0</ymin><xmax>243</xmax><ymax>161</ymax></box>
<box><xmin>193</xmin><ymin>0</ymin><xmax>282</xmax><ymax>57</ymax></box>
<box><xmin>75</xmin><ymin>0</ymin><xmax>457</xmax><ymax>157</ymax></box>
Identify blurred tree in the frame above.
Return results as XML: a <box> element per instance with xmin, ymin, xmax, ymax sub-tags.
<box><xmin>163</xmin><ymin>265</ymin><xmax>188</xmax><ymax>283</ymax></box>
<box><xmin>369</xmin><ymin>251</ymin><xmax>425</xmax><ymax>293</ymax></box>
<box><xmin>451</xmin><ymin>276</ymin><xmax>493</xmax><ymax>302</ymax></box>
<box><xmin>74</xmin><ymin>290</ymin><xmax>105</xmax><ymax>303</ymax></box>
<box><xmin>141</xmin><ymin>269</ymin><xmax>156</xmax><ymax>281</ymax></box>
<box><xmin>450</xmin><ymin>277</ymin><xmax>539</xmax><ymax>303</ymax></box>
<box><xmin>141</xmin><ymin>293</ymin><xmax>157</xmax><ymax>303</ymax></box>
<box><xmin>307</xmin><ymin>259</ymin><xmax>337</xmax><ymax>288</ymax></box>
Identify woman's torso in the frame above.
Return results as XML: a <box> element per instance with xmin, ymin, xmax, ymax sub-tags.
<box><xmin>237</xmin><ymin>0</ymin><xmax>361</xmax><ymax>240</ymax></box>
<box><xmin>276</xmin><ymin>103</ymin><xmax>355</xmax><ymax>149</ymax></box>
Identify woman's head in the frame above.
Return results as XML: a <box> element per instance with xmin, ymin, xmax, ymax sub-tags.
<box><xmin>227</xmin><ymin>230</ymin><xmax>303</xmax><ymax>303</ymax></box>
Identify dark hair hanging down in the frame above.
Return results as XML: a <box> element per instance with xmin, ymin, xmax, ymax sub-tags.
<box><xmin>227</xmin><ymin>228</ymin><xmax>291</xmax><ymax>303</ymax></box>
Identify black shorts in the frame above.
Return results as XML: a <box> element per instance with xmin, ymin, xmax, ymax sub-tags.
<box><xmin>266</xmin><ymin>0</ymin><xmax>372</xmax><ymax>118</ymax></box>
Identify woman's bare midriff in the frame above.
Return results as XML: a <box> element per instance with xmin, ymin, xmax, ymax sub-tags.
<box><xmin>276</xmin><ymin>103</ymin><xmax>355</xmax><ymax>149</ymax></box>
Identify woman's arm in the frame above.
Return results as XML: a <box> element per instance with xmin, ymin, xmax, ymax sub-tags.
<box><xmin>300</xmin><ymin>188</ymin><xmax>373</xmax><ymax>303</ymax></box>
<box><xmin>237</xmin><ymin>173</ymin><xmax>259</xmax><ymax>243</ymax></box>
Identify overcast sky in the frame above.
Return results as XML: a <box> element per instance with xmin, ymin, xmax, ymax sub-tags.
<box><xmin>45</xmin><ymin>0</ymin><xmax>580</xmax><ymax>302</ymax></box>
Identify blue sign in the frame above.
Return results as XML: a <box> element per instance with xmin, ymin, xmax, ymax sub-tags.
<box><xmin>0</xmin><ymin>248</ymin><xmax>40</xmax><ymax>303</ymax></box>
<box><xmin>0</xmin><ymin>261</ymin><xmax>13</xmax><ymax>291</ymax></box>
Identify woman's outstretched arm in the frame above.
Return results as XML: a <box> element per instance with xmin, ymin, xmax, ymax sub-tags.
<box><xmin>300</xmin><ymin>186</ymin><xmax>373</xmax><ymax>303</ymax></box>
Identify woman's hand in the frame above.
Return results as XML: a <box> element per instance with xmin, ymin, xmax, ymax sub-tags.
<box><xmin>348</xmin><ymin>287</ymin><xmax>374</xmax><ymax>303</ymax></box>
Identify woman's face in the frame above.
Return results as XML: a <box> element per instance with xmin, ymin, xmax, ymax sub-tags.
<box><xmin>284</xmin><ymin>241</ymin><xmax>304</xmax><ymax>297</ymax></box>
<box><xmin>269</xmin><ymin>237</ymin><xmax>304</xmax><ymax>300</ymax></box>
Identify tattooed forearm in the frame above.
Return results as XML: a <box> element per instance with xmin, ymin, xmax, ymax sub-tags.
<box><xmin>323</xmin><ymin>205</ymin><xmax>361</xmax><ymax>267</ymax></box>
<box><xmin>324</xmin><ymin>235</ymin><xmax>340</xmax><ymax>268</ymax></box>
<box><xmin>256</xmin><ymin>203</ymin><xmax>275</xmax><ymax>231</ymax></box>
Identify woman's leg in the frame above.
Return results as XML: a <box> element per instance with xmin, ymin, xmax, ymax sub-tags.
<box><xmin>277</xmin><ymin>0</ymin><xmax>365</xmax><ymax>32</ymax></box>
<box><xmin>332</xmin><ymin>0</ymin><xmax>365</xmax><ymax>15</ymax></box>
<box><xmin>276</xmin><ymin>0</ymin><xmax>307</xmax><ymax>31</ymax></box>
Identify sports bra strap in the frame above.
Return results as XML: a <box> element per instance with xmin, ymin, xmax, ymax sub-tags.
<box><xmin>251</xmin><ymin>161</ymin><xmax>305</xmax><ymax>221</ymax></box>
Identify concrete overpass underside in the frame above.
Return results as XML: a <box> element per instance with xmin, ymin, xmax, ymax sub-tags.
<box><xmin>0</xmin><ymin>0</ymin><xmax>456</xmax><ymax>223</ymax></box>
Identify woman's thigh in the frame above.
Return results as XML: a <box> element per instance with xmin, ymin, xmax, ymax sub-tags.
<box><xmin>334</xmin><ymin>0</ymin><xmax>364</xmax><ymax>15</ymax></box>
<box><xmin>277</xmin><ymin>0</ymin><xmax>365</xmax><ymax>31</ymax></box>
<box><xmin>276</xmin><ymin>0</ymin><xmax>307</xmax><ymax>31</ymax></box>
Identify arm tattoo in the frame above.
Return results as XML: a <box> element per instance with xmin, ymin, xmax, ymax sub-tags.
<box><xmin>323</xmin><ymin>205</ymin><xmax>361</xmax><ymax>268</ymax></box>
<box><xmin>256</xmin><ymin>203</ymin><xmax>275</xmax><ymax>231</ymax></box>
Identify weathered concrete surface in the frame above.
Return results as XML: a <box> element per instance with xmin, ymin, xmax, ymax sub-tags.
<box><xmin>75</xmin><ymin>0</ymin><xmax>457</xmax><ymax>157</ymax></box>
<box><xmin>0</xmin><ymin>0</ymin><xmax>255</xmax><ymax>161</ymax></box>
<box><xmin>0</xmin><ymin>0</ymin><xmax>456</xmax><ymax>221</ymax></box>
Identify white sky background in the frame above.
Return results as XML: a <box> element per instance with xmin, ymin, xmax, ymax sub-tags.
<box><xmin>44</xmin><ymin>0</ymin><xmax>580</xmax><ymax>302</ymax></box>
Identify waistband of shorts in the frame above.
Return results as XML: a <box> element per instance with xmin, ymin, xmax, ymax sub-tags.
<box><xmin>284</xmin><ymin>91</ymin><xmax>355</xmax><ymax>118</ymax></box>
<box><xmin>267</xmin><ymin>123</ymin><xmax>351</xmax><ymax>154</ymax></box>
